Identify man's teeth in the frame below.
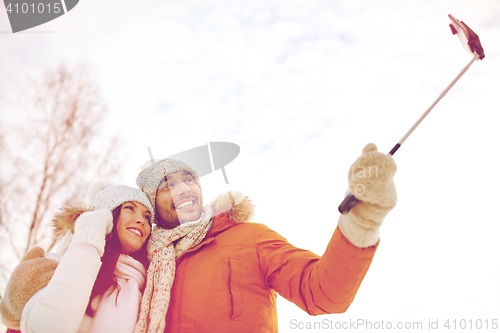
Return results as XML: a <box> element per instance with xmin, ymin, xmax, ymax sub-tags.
<box><xmin>177</xmin><ymin>201</ymin><xmax>194</xmax><ymax>209</ymax></box>
<box><xmin>128</xmin><ymin>228</ymin><xmax>142</xmax><ymax>237</ymax></box>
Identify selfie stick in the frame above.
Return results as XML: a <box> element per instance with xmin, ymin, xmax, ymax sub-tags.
<box><xmin>338</xmin><ymin>14</ymin><xmax>485</xmax><ymax>214</ymax></box>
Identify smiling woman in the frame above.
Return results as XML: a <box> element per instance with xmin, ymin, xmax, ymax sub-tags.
<box><xmin>0</xmin><ymin>181</ymin><xmax>154</xmax><ymax>333</ymax></box>
<box><xmin>115</xmin><ymin>201</ymin><xmax>152</xmax><ymax>255</ymax></box>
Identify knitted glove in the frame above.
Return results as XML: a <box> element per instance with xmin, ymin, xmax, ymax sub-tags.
<box><xmin>338</xmin><ymin>143</ymin><xmax>397</xmax><ymax>247</ymax></box>
<box><xmin>70</xmin><ymin>209</ymin><xmax>113</xmax><ymax>256</ymax></box>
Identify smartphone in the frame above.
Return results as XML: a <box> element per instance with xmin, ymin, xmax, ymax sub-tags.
<box><xmin>448</xmin><ymin>14</ymin><xmax>485</xmax><ymax>59</ymax></box>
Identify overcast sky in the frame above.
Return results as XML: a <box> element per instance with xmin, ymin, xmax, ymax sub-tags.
<box><xmin>1</xmin><ymin>1</ymin><xmax>500</xmax><ymax>332</ymax></box>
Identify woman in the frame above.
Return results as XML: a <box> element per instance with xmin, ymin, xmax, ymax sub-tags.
<box><xmin>19</xmin><ymin>181</ymin><xmax>154</xmax><ymax>333</ymax></box>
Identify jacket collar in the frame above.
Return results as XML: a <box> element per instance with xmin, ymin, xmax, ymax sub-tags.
<box><xmin>176</xmin><ymin>191</ymin><xmax>254</xmax><ymax>261</ymax></box>
<box><xmin>206</xmin><ymin>210</ymin><xmax>237</xmax><ymax>238</ymax></box>
<box><xmin>205</xmin><ymin>190</ymin><xmax>254</xmax><ymax>237</ymax></box>
<box><xmin>208</xmin><ymin>190</ymin><xmax>254</xmax><ymax>226</ymax></box>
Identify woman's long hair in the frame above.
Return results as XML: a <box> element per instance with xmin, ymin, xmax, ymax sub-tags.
<box><xmin>85</xmin><ymin>204</ymin><xmax>150</xmax><ymax>316</ymax></box>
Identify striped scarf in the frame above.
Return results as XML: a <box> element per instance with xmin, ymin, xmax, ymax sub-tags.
<box><xmin>134</xmin><ymin>207</ymin><xmax>213</xmax><ymax>333</ymax></box>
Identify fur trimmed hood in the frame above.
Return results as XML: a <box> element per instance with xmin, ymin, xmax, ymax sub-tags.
<box><xmin>209</xmin><ymin>191</ymin><xmax>254</xmax><ymax>224</ymax></box>
<box><xmin>52</xmin><ymin>191</ymin><xmax>254</xmax><ymax>238</ymax></box>
<box><xmin>52</xmin><ymin>201</ymin><xmax>89</xmax><ymax>239</ymax></box>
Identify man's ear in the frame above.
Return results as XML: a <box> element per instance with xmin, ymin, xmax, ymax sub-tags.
<box><xmin>154</xmin><ymin>214</ymin><xmax>161</xmax><ymax>228</ymax></box>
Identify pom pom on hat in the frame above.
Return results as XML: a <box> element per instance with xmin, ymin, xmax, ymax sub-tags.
<box><xmin>87</xmin><ymin>180</ymin><xmax>115</xmax><ymax>203</ymax></box>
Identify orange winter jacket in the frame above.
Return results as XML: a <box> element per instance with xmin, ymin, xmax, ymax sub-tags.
<box><xmin>164</xmin><ymin>193</ymin><xmax>378</xmax><ymax>333</ymax></box>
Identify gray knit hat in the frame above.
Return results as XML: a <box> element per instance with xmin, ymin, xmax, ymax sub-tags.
<box><xmin>136</xmin><ymin>158</ymin><xmax>202</xmax><ymax>214</ymax></box>
<box><xmin>88</xmin><ymin>180</ymin><xmax>155</xmax><ymax>223</ymax></box>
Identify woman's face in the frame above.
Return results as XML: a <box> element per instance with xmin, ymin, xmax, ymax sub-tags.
<box><xmin>116</xmin><ymin>201</ymin><xmax>152</xmax><ymax>255</ymax></box>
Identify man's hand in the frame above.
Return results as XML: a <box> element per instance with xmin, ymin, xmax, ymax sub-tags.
<box><xmin>339</xmin><ymin>143</ymin><xmax>397</xmax><ymax>247</ymax></box>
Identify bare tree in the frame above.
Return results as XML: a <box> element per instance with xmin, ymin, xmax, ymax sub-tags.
<box><xmin>0</xmin><ymin>64</ymin><xmax>123</xmax><ymax>282</ymax></box>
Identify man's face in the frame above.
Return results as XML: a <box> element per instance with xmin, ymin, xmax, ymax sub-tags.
<box><xmin>154</xmin><ymin>170</ymin><xmax>203</xmax><ymax>229</ymax></box>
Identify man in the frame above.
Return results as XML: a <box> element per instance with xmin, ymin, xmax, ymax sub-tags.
<box><xmin>134</xmin><ymin>143</ymin><xmax>397</xmax><ymax>333</ymax></box>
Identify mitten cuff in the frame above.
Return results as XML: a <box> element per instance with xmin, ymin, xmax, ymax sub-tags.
<box><xmin>338</xmin><ymin>213</ymin><xmax>380</xmax><ymax>248</ymax></box>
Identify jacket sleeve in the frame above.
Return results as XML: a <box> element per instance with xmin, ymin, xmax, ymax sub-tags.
<box><xmin>258</xmin><ymin>225</ymin><xmax>378</xmax><ymax>315</ymax></box>
<box><xmin>20</xmin><ymin>244</ymin><xmax>102</xmax><ymax>333</ymax></box>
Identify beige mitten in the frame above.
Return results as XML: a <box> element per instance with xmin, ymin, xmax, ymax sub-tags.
<box><xmin>338</xmin><ymin>143</ymin><xmax>397</xmax><ymax>247</ymax></box>
<box><xmin>70</xmin><ymin>209</ymin><xmax>113</xmax><ymax>256</ymax></box>
<box><xmin>0</xmin><ymin>247</ymin><xmax>58</xmax><ymax>330</ymax></box>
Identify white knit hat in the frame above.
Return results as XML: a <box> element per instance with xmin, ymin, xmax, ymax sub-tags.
<box><xmin>88</xmin><ymin>180</ymin><xmax>155</xmax><ymax>223</ymax></box>
<box><xmin>136</xmin><ymin>158</ymin><xmax>202</xmax><ymax>214</ymax></box>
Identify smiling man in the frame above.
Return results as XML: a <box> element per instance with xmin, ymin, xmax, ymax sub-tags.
<box><xmin>154</xmin><ymin>170</ymin><xmax>203</xmax><ymax>229</ymax></box>
<box><xmin>135</xmin><ymin>143</ymin><xmax>398</xmax><ymax>333</ymax></box>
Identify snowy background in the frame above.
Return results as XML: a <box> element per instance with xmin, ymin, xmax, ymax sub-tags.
<box><xmin>1</xmin><ymin>0</ymin><xmax>500</xmax><ymax>332</ymax></box>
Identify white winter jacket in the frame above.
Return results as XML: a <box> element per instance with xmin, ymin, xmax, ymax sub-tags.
<box><xmin>20</xmin><ymin>244</ymin><xmax>146</xmax><ymax>333</ymax></box>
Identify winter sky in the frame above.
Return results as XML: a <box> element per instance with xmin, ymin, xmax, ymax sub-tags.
<box><xmin>1</xmin><ymin>0</ymin><xmax>500</xmax><ymax>332</ymax></box>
